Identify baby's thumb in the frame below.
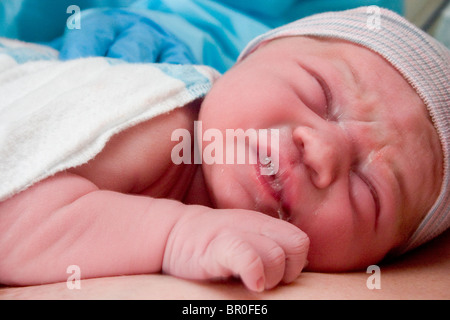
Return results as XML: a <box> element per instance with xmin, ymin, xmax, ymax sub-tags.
<box><xmin>210</xmin><ymin>234</ymin><xmax>265</xmax><ymax>292</ymax></box>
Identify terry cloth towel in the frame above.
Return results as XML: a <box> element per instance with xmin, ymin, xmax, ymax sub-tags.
<box><xmin>238</xmin><ymin>7</ymin><xmax>450</xmax><ymax>254</ymax></box>
<box><xmin>0</xmin><ymin>38</ymin><xmax>219</xmax><ymax>201</ymax></box>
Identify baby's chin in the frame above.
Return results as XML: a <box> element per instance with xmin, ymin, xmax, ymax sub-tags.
<box><xmin>304</xmin><ymin>233</ymin><xmax>393</xmax><ymax>272</ymax></box>
<box><xmin>305</xmin><ymin>255</ymin><xmax>379</xmax><ymax>272</ymax></box>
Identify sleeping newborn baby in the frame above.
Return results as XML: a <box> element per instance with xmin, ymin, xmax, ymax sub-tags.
<box><xmin>0</xmin><ymin>7</ymin><xmax>449</xmax><ymax>292</ymax></box>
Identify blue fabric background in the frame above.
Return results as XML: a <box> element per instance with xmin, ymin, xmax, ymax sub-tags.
<box><xmin>0</xmin><ymin>0</ymin><xmax>403</xmax><ymax>71</ymax></box>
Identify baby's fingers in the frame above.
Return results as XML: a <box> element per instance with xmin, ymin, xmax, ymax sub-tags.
<box><xmin>260</xmin><ymin>220</ymin><xmax>310</xmax><ymax>284</ymax></box>
<box><xmin>208</xmin><ymin>234</ymin><xmax>265</xmax><ymax>292</ymax></box>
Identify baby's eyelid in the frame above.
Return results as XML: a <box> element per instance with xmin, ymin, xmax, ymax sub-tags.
<box><xmin>308</xmin><ymin>71</ymin><xmax>333</xmax><ymax>120</ymax></box>
<box><xmin>352</xmin><ymin>169</ymin><xmax>381</xmax><ymax>221</ymax></box>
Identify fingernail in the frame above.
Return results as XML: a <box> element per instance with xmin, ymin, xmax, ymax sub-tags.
<box><xmin>256</xmin><ymin>276</ymin><xmax>265</xmax><ymax>292</ymax></box>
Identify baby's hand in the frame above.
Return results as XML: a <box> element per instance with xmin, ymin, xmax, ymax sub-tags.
<box><xmin>162</xmin><ymin>208</ymin><xmax>309</xmax><ymax>292</ymax></box>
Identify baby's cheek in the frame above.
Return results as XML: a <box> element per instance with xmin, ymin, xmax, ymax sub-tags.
<box><xmin>291</xmin><ymin>205</ymin><xmax>359</xmax><ymax>271</ymax></box>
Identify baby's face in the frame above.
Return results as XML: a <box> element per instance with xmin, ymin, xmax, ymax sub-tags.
<box><xmin>199</xmin><ymin>37</ymin><xmax>443</xmax><ymax>270</ymax></box>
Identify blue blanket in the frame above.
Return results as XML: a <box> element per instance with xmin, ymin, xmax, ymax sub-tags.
<box><xmin>0</xmin><ymin>0</ymin><xmax>403</xmax><ymax>72</ymax></box>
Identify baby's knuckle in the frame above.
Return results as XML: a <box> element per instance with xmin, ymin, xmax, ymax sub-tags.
<box><xmin>244</xmin><ymin>252</ymin><xmax>264</xmax><ymax>272</ymax></box>
<box><xmin>265</xmin><ymin>245</ymin><xmax>285</xmax><ymax>266</ymax></box>
<box><xmin>223</xmin><ymin>234</ymin><xmax>247</xmax><ymax>252</ymax></box>
<box><xmin>290</xmin><ymin>233</ymin><xmax>310</xmax><ymax>253</ymax></box>
<box><xmin>218</xmin><ymin>233</ymin><xmax>254</xmax><ymax>259</ymax></box>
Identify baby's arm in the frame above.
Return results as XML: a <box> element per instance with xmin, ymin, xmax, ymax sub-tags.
<box><xmin>0</xmin><ymin>172</ymin><xmax>175</xmax><ymax>286</ymax></box>
<box><xmin>0</xmin><ymin>172</ymin><xmax>309</xmax><ymax>291</ymax></box>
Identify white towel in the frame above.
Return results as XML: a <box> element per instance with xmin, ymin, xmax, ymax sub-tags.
<box><xmin>0</xmin><ymin>38</ymin><xmax>219</xmax><ymax>201</ymax></box>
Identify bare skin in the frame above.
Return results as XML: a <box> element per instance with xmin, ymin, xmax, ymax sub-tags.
<box><xmin>199</xmin><ymin>36</ymin><xmax>443</xmax><ymax>271</ymax></box>
<box><xmin>0</xmin><ymin>101</ymin><xmax>308</xmax><ymax>292</ymax></box>
<box><xmin>0</xmin><ymin>37</ymin><xmax>442</xmax><ymax>291</ymax></box>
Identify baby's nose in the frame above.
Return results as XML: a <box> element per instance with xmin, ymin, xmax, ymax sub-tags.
<box><xmin>292</xmin><ymin>126</ymin><xmax>351</xmax><ymax>189</ymax></box>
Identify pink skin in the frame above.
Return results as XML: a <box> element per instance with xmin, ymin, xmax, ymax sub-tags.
<box><xmin>0</xmin><ymin>36</ymin><xmax>442</xmax><ymax>291</ymax></box>
<box><xmin>0</xmin><ymin>100</ymin><xmax>309</xmax><ymax>292</ymax></box>
<box><xmin>199</xmin><ymin>36</ymin><xmax>443</xmax><ymax>271</ymax></box>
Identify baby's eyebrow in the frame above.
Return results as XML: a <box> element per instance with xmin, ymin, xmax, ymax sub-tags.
<box><xmin>390</xmin><ymin>148</ymin><xmax>406</xmax><ymax>202</ymax></box>
<box><xmin>347</xmin><ymin>61</ymin><xmax>361</xmax><ymax>87</ymax></box>
<box><xmin>340</xmin><ymin>58</ymin><xmax>364</xmax><ymax>94</ymax></box>
<box><xmin>372</xmin><ymin>145</ymin><xmax>408</xmax><ymax>220</ymax></box>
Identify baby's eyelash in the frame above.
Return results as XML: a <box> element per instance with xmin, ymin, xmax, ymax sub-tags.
<box><xmin>354</xmin><ymin>170</ymin><xmax>381</xmax><ymax>223</ymax></box>
<box><xmin>318</xmin><ymin>80</ymin><xmax>345</xmax><ymax>122</ymax></box>
<box><xmin>306</xmin><ymin>69</ymin><xmax>333</xmax><ymax>120</ymax></box>
<box><xmin>329</xmin><ymin>107</ymin><xmax>344</xmax><ymax>121</ymax></box>
<box><xmin>317</xmin><ymin>76</ymin><xmax>332</xmax><ymax>113</ymax></box>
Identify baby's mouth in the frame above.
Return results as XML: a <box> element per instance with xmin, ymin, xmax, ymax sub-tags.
<box><xmin>258</xmin><ymin>157</ymin><xmax>291</xmax><ymax>222</ymax></box>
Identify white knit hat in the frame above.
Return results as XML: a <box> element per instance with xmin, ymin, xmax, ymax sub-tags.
<box><xmin>238</xmin><ymin>7</ymin><xmax>450</xmax><ymax>254</ymax></box>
